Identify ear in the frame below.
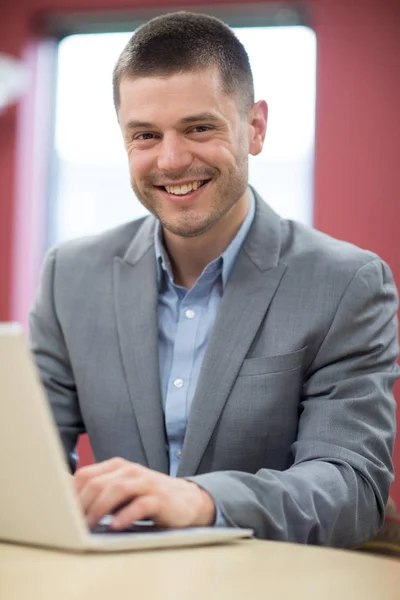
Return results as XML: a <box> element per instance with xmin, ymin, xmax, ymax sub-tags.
<box><xmin>248</xmin><ymin>100</ymin><xmax>268</xmax><ymax>156</ymax></box>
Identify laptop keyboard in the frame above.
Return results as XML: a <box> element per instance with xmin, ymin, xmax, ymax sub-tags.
<box><xmin>91</xmin><ymin>521</ymin><xmax>167</xmax><ymax>535</ymax></box>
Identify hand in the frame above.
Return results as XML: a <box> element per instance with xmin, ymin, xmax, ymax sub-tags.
<box><xmin>73</xmin><ymin>457</ymin><xmax>216</xmax><ymax>531</ymax></box>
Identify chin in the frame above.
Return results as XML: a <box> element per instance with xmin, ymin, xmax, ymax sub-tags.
<box><xmin>162</xmin><ymin>217</ymin><xmax>215</xmax><ymax>238</ymax></box>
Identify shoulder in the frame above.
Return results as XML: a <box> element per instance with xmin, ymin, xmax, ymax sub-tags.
<box><xmin>279</xmin><ymin>218</ymin><xmax>384</xmax><ymax>285</ymax></box>
<box><xmin>251</xmin><ymin>193</ymin><xmax>382</xmax><ymax>284</ymax></box>
<box><xmin>275</xmin><ymin>220</ymin><xmax>399</xmax><ymax>319</ymax></box>
<box><xmin>46</xmin><ymin>216</ymin><xmax>151</xmax><ymax>269</ymax></box>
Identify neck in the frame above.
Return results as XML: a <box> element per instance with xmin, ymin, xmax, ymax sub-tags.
<box><xmin>163</xmin><ymin>192</ymin><xmax>250</xmax><ymax>289</ymax></box>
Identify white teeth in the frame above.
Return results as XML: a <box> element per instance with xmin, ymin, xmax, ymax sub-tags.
<box><xmin>165</xmin><ymin>181</ymin><xmax>203</xmax><ymax>195</ymax></box>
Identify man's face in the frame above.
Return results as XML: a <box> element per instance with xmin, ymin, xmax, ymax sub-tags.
<box><xmin>118</xmin><ymin>67</ymin><xmax>266</xmax><ymax>238</ymax></box>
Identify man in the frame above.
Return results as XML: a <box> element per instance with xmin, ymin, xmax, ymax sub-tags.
<box><xmin>30</xmin><ymin>12</ymin><xmax>399</xmax><ymax>546</ymax></box>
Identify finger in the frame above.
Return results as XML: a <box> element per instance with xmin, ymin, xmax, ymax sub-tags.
<box><xmin>78</xmin><ymin>466</ymin><xmax>136</xmax><ymax>516</ymax></box>
<box><xmin>86</xmin><ymin>474</ymin><xmax>150</xmax><ymax>527</ymax></box>
<box><xmin>78</xmin><ymin>463</ymin><xmax>149</xmax><ymax>518</ymax></box>
<box><xmin>74</xmin><ymin>458</ymin><xmax>140</xmax><ymax>493</ymax></box>
<box><xmin>74</xmin><ymin>458</ymin><xmax>122</xmax><ymax>493</ymax></box>
<box><xmin>78</xmin><ymin>471</ymin><xmax>118</xmax><ymax>516</ymax></box>
<box><xmin>110</xmin><ymin>495</ymin><xmax>160</xmax><ymax>530</ymax></box>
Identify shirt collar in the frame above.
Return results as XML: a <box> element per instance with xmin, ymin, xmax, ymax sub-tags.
<box><xmin>154</xmin><ymin>188</ymin><xmax>256</xmax><ymax>290</ymax></box>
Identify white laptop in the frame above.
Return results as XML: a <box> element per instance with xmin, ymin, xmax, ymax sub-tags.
<box><xmin>0</xmin><ymin>323</ymin><xmax>253</xmax><ymax>553</ymax></box>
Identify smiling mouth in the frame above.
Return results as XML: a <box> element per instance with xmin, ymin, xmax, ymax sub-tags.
<box><xmin>157</xmin><ymin>179</ymin><xmax>210</xmax><ymax>196</ymax></box>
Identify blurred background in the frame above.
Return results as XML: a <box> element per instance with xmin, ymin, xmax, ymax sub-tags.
<box><xmin>0</xmin><ymin>0</ymin><xmax>399</xmax><ymax>503</ymax></box>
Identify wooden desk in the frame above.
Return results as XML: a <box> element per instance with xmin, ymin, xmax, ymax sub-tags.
<box><xmin>0</xmin><ymin>539</ymin><xmax>399</xmax><ymax>600</ymax></box>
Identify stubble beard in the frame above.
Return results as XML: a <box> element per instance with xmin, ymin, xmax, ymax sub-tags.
<box><xmin>131</xmin><ymin>155</ymin><xmax>248</xmax><ymax>239</ymax></box>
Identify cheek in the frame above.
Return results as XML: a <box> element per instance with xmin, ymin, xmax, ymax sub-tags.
<box><xmin>127</xmin><ymin>151</ymin><xmax>153</xmax><ymax>181</ymax></box>
<box><xmin>198</xmin><ymin>140</ymin><xmax>237</xmax><ymax>169</ymax></box>
<box><xmin>215</xmin><ymin>145</ymin><xmax>244</xmax><ymax>172</ymax></box>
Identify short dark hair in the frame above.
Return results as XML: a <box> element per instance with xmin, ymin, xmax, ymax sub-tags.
<box><xmin>113</xmin><ymin>12</ymin><xmax>254</xmax><ymax>114</ymax></box>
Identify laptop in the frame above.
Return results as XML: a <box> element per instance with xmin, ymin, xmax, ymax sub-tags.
<box><xmin>0</xmin><ymin>323</ymin><xmax>253</xmax><ymax>552</ymax></box>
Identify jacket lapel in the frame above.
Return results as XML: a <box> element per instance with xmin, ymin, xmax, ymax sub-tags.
<box><xmin>177</xmin><ymin>196</ymin><xmax>287</xmax><ymax>476</ymax></box>
<box><xmin>113</xmin><ymin>216</ymin><xmax>169</xmax><ymax>474</ymax></box>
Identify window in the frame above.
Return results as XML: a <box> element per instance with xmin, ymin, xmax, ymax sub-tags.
<box><xmin>51</xmin><ymin>26</ymin><xmax>316</xmax><ymax>244</ymax></box>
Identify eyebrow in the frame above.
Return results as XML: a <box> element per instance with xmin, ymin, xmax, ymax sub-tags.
<box><xmin>181</xmin><ymin>112</ymin><xmax>221</xmax><ymax>124</ymax></box>
<box><xmin>124</xmin><ymin>112</ymin><xmax>221</xmax><ymax>130</ymax></box>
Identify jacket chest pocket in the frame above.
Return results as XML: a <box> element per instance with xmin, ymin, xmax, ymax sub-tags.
<box><xmin>238</xmin><ymin>346</ymin><xmax>307</xmax><ymax>377</ymax></box>
<box><xmin>218</xmin><ymin>348</ymin><xmax>307</xmax><ymax>453</ymax></box>
<box><xmin>201</xmin><ymin>348</ymin><xmax>307</xmax><ymax>473</ymax></box>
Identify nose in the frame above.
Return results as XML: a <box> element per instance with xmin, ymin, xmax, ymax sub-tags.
<box><xmin>156</xmin><ymin>132</ymin><xmax>193</xmax><ymax>173</ymax></box>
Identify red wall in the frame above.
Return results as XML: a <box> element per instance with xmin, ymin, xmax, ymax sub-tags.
<box><xmin>1</xmin><ymin>0</ymin><xmax>399</xmax><ymax>503</ymax></box>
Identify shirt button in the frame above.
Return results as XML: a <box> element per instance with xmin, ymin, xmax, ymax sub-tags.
<box><xmin>173</xmin><ymin>378</ymin><xmax>184</xmax><ymax>388</ymax></box>
<box><xmin>184</xmin><ymin>309</ymin><xmax>195</xmax><ymax>319</ymax></box>
<box><xmin>176</xmin><ymin>449</ymin><xmax>182</xmax><ymax>459</ymax></box>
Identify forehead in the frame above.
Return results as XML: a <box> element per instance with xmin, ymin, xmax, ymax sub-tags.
<box><xmin>118</xmin><ymin>67</ymin><xmax>239</xmax><ymax>127</ymax></box>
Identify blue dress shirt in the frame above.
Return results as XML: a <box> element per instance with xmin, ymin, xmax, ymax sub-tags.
<box><xmin>154</xmin><ymin>190</ymin><xmax>255</xmax><ymax>523</ymax></box>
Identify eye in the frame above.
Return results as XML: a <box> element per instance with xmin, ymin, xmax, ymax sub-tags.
<box><xmin>191</xmin><ymin>125</ymin><xmax>213</xmax><ymax>134</ymax></box>
<box><xmin>136</xmin><ymin>132</ymin><xmax>156</xmax><ymax>140</ymax></box>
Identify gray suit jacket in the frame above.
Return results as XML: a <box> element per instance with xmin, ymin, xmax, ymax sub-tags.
<box><xmin>29</xmin><ymin>193</ymin><xmax>399</xmax><ymax>547</ymax></box>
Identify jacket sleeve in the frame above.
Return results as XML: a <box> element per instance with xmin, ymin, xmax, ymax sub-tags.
<box><xmin>188</xmin><ymin>258</ymin><xmax>399</xmax><ymax>547</ymax></box>
<box><xmin>29</xmin><ymin>247</ymin><xmax>84</xmax><ymax>472</ymax></box>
